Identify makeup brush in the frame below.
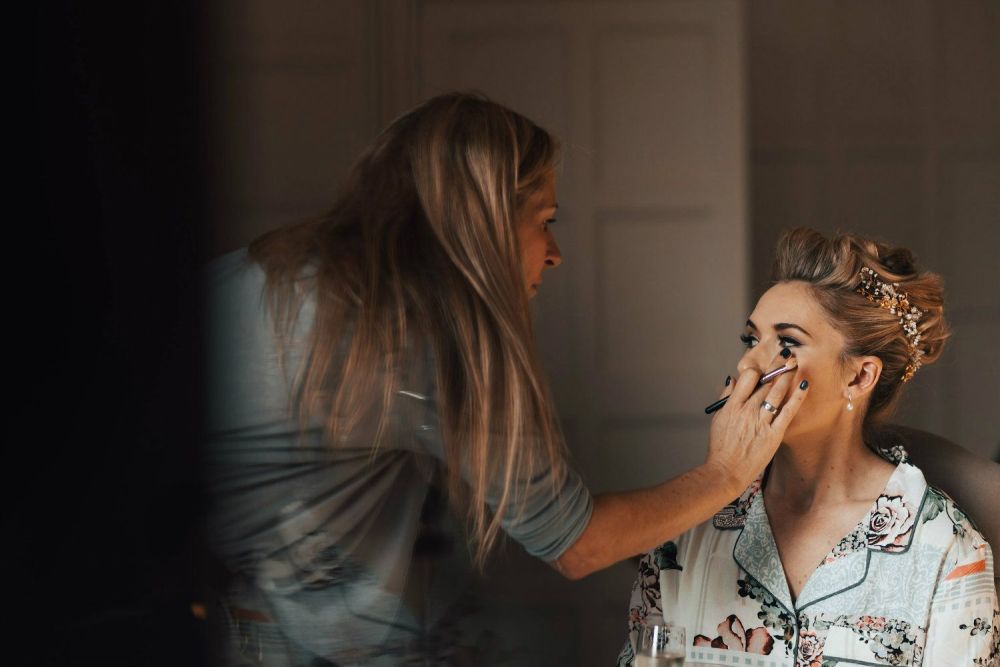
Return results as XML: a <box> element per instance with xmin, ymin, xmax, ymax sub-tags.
<box><xmin>704</xmin><ymin>352</ymin><xmax>796</xmax><ymax>415</ymax></box>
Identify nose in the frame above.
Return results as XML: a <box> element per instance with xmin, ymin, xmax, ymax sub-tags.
<box><xmin>544</xmin><ymin>234</ymin><xmax>562</xmax><ymax>269</ymax></box>
<box><xmin>736</xmin><ymin>344</ymin><xmax>770</xmax><ymax>376</ymax></box>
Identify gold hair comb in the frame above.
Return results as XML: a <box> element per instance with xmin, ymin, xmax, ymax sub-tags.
<box><xmin>856</xmin><ymin>267</ymin><xmax>924</xmax><ymax>382</ymax></box>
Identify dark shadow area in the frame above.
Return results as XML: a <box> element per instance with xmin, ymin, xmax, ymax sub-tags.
<box><xmin>10</xmin><ymin>2</ymin><xmax>209</xmax><ymax>664</ymax></box>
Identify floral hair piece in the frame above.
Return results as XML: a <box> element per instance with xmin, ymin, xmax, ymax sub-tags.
<box><xmin>856</xmin><ymin>266</ymin><xmax>924</xmax><ymax>382</ymax></box>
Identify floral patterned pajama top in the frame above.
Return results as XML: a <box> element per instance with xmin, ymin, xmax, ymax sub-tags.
<box><xmin>617</xmin><ymin>446</ymin><xmax>999</xmax><ymax>666</ymax></box>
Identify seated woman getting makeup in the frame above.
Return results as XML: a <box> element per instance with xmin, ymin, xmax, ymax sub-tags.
<box><xmin>616</xmin><ymin>228</ymin><xmax>999</xmax><ymax>667</ymax></box>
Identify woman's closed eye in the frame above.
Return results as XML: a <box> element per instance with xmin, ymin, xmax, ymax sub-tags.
<box><xmin>739</xmin><ymin>333</ymin><xmax>758</xmax><ymax>348</ymax></box>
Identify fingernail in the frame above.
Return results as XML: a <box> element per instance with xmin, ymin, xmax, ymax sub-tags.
<box><xmin>725</xmin><ymin>375</ymin><xmax>732</xmax><ymax>386</ymax></box>
<box><xmin>799</xmin><ymin>380</ymin><xmax>809</xmax><ymax>390</ymax></box>
<box><xmin>780</xmin><ymin>348</ymin><xmax>792</xmax><ymax>359</ymax></box>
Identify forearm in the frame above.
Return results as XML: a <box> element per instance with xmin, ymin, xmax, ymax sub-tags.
<box><xmin>553</xmin><ymin>461</ymin><xmax>742</xmax><ymax>580</ymax></box>
<box><xmin>554</xmin><ymin>358</ymin><xmax>809</xmax><ymax>581</ymax></box>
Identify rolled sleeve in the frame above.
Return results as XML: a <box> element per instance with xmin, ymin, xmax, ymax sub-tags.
<box><xmin>497</xmin><ymin>464</ymin><xmax>593</xmax><ymax>561</ymax></box>
<box><xmin>409</xmin><ymin>388</ymin><xmax>593</xmax><ymax>562</ymax></box>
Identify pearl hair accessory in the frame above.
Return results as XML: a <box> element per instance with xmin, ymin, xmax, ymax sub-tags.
<box><xmin>856</xmin><ymin>266</ymin><xmax>924</xmax><ymax>383</ymax></box>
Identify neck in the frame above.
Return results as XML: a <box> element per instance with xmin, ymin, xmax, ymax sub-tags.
<box><xmin>766</xmin><ymin>417</ymin><xmax>885</xmax><ymax>509</ymax></box>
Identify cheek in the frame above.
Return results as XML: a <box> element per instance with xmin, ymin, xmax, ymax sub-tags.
<box><xmin>515</xmin><ymin>229</ymin><xmax>532</xmax><ymax>260</ymax></box>
<box><xmin>790</xmin><ymin>350</ymin><xmax>838</xmax><ymax>385</ymax></box>
<box><xmin>809</xmin><ymin>359</ymin><xmax>845</xmax><ymax>393</ymax></box>
<box><xmin>787</xmin><ymin>356</ymin><xmax>843</xmax><ymax>415</ymax></box>
<box><xmin>526</xmin><ymin>236</ymin><xmax>548</xmax><ymax>265</ymax></box>
<box><xmin>793</xmin><ymin>364</ymin><xmax>846</xmax><ymax>415</ymax></box>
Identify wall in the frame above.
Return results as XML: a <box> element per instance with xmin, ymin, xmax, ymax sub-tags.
<box><xmin>206</xmin><ymin>0</ymin><xmax>380</xmax><ymax>254</ymax></box>
<box><xmin>747</xmin><ymin>0</ymin><xmax>1000</xmax><ymax>459</ymax></box>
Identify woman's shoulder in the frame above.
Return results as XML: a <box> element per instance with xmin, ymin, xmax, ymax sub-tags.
<box><xmin>860</xmin><ymin>451</ymin><xmax>992</xmax><ymax>559</ymax></box>
<box><xmin>873</xmin><ymin>442</ymin><xmax>992</xmax><ymax>552</ymax></box>
<box><xmin>206</xmin><ymin>246</ymin><xmax>320</xmax><ymax>335</ymax></box>
<box><xmin>206</xmin><ymin>247</ymin><xmax>268</xmax><ymax>313</ymax></box>
<box><xmin>919</xmin><ymin>484</ymin><xmax>993</xmax><ymax>554</ymax></box>
<box><xmin>206</xmin><ymin>246</ymin><xmax>264</xmax><ymax>290</ymax></box>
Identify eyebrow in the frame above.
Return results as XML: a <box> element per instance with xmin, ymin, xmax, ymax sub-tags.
<box><xmin>746</xmin><ymin>319</ymin><xmax>812</xmax><ymax>338</ymax></box>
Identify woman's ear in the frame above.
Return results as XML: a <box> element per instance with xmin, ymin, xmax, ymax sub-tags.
<box><xmin>848</xmin><ymin>356</ymin><xmax>883</xmax><ymax>399</ymax></box>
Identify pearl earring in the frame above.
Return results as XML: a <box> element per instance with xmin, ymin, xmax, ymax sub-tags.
<box><xmin>846</xmin><ymin>390</ymin><xmax>854</xmax><ymax>412</ymax></box>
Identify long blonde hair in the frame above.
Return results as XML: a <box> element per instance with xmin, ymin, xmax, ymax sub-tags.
<box><xmin>249</xmin><ymin>92</ymin><xmax>565</xmax><ymax>567</ymax></box>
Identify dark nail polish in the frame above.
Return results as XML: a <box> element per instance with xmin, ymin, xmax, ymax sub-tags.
<box><xmin>780</xmin><ymin>348</ymin><xmax>792</xmax><ymax>359</ymax></box>
<box><xmin>725</xmin><ymin>375</ymin><xmax>732</xmax><ymax>386</ymax></box>
<box><xmin>799</xmin><ymin>380</ymin><xmax>809</xmax><ymax>390</ymax></box>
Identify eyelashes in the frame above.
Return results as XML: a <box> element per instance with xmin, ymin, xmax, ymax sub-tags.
<box><xmin>778</xmin><ymin>335</ymin><xmax>801</xmax><ymax>348</ymax></box>
<box><xmin>740</xmin><ymin>333</ymin><xmax>801</xmax><ymax>349</ymax></box>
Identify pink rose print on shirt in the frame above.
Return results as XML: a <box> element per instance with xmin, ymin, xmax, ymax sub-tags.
<box><xmin>859</xmin><ymin>615</ymin><xmax>887</xmax><ymax>632</ymax></box>
<box><xmin>693</xmin><ymin>614</ymin><xmax>774</xmax><ymax>655</ymax></box>
<box><xmin>866</xmin><ymin>494</ymin><xmax>916</xmax><ymax>551</ymax></box>
<box><xmin>796</xmin><ymin>629</ymin><xmax>825</xmax><ymax>667</ymax></box>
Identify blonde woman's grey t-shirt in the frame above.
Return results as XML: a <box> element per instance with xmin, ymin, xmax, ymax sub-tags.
<box><xmin>205</xmin><ymin>248</ymin><xmax>593</xmax><ymax>665</ymax></box>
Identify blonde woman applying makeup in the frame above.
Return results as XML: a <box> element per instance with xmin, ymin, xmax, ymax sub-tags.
<box><xmin>205</xmin><ymin>92</ymin><xmax>809</xmax><ymax>666</ymax></box>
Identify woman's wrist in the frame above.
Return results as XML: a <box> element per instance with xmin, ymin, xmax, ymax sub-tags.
<box><xmin>698</xmin><ymin>458</ymin><xmax>745</xmax><ymax>501</ymax></box>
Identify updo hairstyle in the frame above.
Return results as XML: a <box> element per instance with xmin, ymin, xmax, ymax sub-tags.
<box><xmin>771</xmin><ymin>228</ymin><xmax>950</xmax><ymax>429</ymax></box>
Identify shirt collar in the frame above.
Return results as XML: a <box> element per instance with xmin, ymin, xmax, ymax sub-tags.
<box><xmin>856</xmin><ymin>449</ymin><xmax>927</xmax><ymax>555</ymax></box>
<box><xmin>718</xmin><ymin>444</ymin><xmax>925</xmax><ymax>538</ymax></box>
<box><xmin>729</xmin><ymin>443</ymin><xmax>928</xmax><ymax>613</ymax></box>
